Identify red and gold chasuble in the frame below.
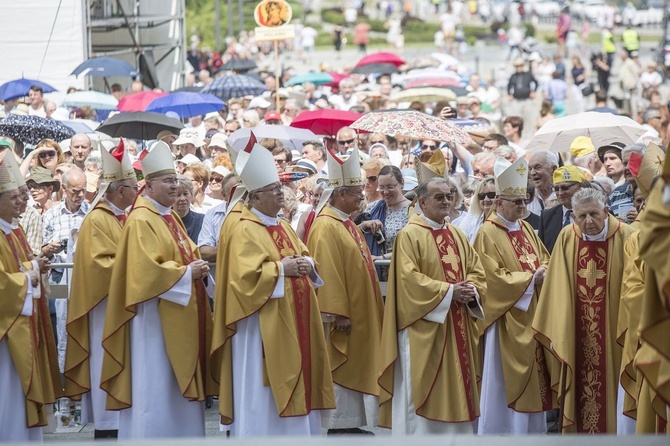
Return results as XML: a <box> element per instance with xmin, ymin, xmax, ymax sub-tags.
<box><xmin>265</xmin><ymin>223</ymin><xmax>313</xmax><ymax>411</ymax></box>
<box><xmin>574</xmin><ymin>239</ymin><xmax>609</xmax><ymax>433</ymax></box>
<box><xmin>343</xmin><ymin>219</ymin><xmax>380</xmax><ymax>298</ymax></box>
<box><xmin>506</xmin><ymin>229</ymin><xmax>553</xmax><ymax>411</ymax></box>
<box><xmin>161</xmin><ymin>214</ymin><xmax>209</xmax><ymax>392</ymax></box>
<box><xmin>429</xmin><ymin>227</ymin><xmax>475</xmax><ymax>419</ymax></box>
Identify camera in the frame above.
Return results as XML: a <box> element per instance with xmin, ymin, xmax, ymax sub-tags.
<box><xmin>373</xmin><ymin>231</ymin><xmax>386</xmax><ymax>245</ymax></box>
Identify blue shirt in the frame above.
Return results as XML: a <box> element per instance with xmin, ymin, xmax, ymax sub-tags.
<box><xmin>197</xmin><ymin>201</ymin><xmax>228</xmax><ymax>248</ymax></box>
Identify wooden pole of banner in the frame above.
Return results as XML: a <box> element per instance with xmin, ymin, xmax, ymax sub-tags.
<box><xmin>274</xmin><ymin>39</ymin><xmax>280</xmax><ymax>112</ymax></box>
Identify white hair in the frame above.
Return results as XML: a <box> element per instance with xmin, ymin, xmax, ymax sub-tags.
<box><xmin>532</xmin><ymin>150</ymin><xmax>559</xmax><ymax>168</ymax></box>
<box><xmin>572</xmin><ymin>187</ymin><xmax>607</xmax><ymax>210</ymax></box>
<box><xmin>621</xmin><ymin>143</ymin><xmax>646</xmax><ymax>160</ymax></box>
<box><xmin>593</xmin><ymin>176</ymin><xmax>616</xmax><ymax>196</ymax></box>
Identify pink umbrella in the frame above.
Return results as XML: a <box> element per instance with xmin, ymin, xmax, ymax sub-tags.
<box><xmin>117</xmin><ymin>91</ymin><xmax>168</xmax><ymax>112</ymax></box>
<box><xmin>290</xmin><ymin>109</ymin><xmax>363</xmax><ymax>137</ymax></box>
<box><xmin>406</xmin><ymin>78</ymin><xmax>462</xmax><ymax>89</ymax></box>
<box><xmin>355</xmin><ymin>51</ymin><xmax>406</xmax><ymax>68</ymax></box>
<box><xmin>325</xmin><ymin>72</ymin><xmax>349</xmax><ymax>88</ymax></box>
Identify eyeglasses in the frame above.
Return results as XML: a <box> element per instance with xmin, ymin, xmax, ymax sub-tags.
<box><xmin>553</xmin><ymin>183</ymin><xmax>578</xmax><ymax>192</ymax></box>
<box><xmin>478</xmin><ymin>191</ymin><xmax>497</xmax><ymax>200</ymax></box>
<box><xmin>210</xmin><ymin>176</ymin><xmax>223</xmax><ymax>183</ymax></box>
<box><xmin>120</xmin><ymin>185</ymin><xmax>140</xmax><ymax>191</ymax></box>
<box><xmin>421</xmin><ymin>144</ymin><xmax>437</xmax><ymax>150</ymax></box>
<box><xmin>27</xmin><ymin>182</ymin><xmax>46</xmax><ymax>190</ymax></box>
<box><xmin>366</xmin><ymin>175</ymin><xmax>378</xmax><ymax>182</ymax></box>
<box><xmin>39</xmin><ymin>151</ymin><xmax>57</xmax><ymax>159</ymax></box>
<box><xmin>274</xmin><ymin>158</ymin><xmax>287</xmax><ymax>165</ymax></box>
<box><xmin>430</xmin><ymin>193</ymin><xmax>454</xmax><ymax>201</ymax></box>
<box><xmin>500</xmin><ymin>197</ymin><xmax>531</xmax><ymax>206</ymax></box>
<box><xmin>337</xmin><ymin>138</ymin><xmax>356</xmax><ymax>146</ymax></box>
<box><xmin>378</xmin><ymin>183</ymin><xmax>399</xmax><ymax>191</ymax></box>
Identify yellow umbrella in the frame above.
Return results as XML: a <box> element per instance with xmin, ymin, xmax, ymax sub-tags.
<box><xmin>391</xmin><ymin>87</ymin><xmax>457</xmax><ymax>103</ymax></box>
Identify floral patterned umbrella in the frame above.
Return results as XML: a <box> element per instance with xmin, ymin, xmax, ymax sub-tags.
<box><xmin>350</xmin><ymin>109</ymin><xmax>473</xmax><ymax>146</ymax></box>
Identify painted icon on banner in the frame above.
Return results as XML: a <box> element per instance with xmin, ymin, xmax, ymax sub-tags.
<box><xmin>254</xmin><ymin>0</ymin><xmax>293</xmax><ymax>28</ymax></box>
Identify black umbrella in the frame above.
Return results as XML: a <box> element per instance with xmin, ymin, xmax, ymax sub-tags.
<box><xmin>217</xmin><ymin>58</ymin><xmax>258</xmax><ymax>73</ymax></box>
<box><xmin>0</xmin><ymin>114</ymin><xmax>75</xmax><ymax>145</ymax></box>
<box><xmin>96</xmin><ymin>112</ymin><xmax>184</xmax><ymax>140</ymax></box>
<box><xmin>350</xmin><ymin>63</ymin><xmax>399</xmax><ymax>75</ymax></box>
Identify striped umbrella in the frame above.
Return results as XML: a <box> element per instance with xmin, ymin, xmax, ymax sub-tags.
<box><xmin>201</xmin><ymin>75</ymin><xmax>268</xmax><ymax>101</ymax></box>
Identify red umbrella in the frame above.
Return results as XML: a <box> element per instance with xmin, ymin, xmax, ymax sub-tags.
<box><xmin>406</xmin><ymin>77</ymin><xmax>462</xmax><ymax>89</ymax></box>
<box><xmin>290</xmin><ymin>109</ymin><xmax>363</xmax><ymax>137</ymax></box>
<box><xmin>355</xmin><ymin>51</ymin><xmax>406</xmax><ymax>68</ymax></box>
<box><xmin>325</xmin><ymin>72</ymin><xmax>349</xmax><ymax>88</ymax></box>
<box><xmin>117</xmin><ymin>91</ymin><xmax>168</xmax><ymax>112</ymax></box>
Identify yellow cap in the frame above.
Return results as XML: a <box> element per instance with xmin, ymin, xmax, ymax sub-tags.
<box><xmin>569</xmin><ymin>136</ymin><xmax>595</xmax><ymax>158</ymax></box>
<box><xmin>553</xmin><ymin>165</ymin><xmax>585</xmax><ymax>185</ymax></box>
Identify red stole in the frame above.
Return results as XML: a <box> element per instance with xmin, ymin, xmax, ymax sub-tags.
<box><xmin>160</xmin><ymin>214</ymin><xmax>209</xmax><ymax>390</ymax></box>
<box><xmin>574</xmin><ymin>239</ymin><xmax>610</xmax><ymax>433</ymax></box>
<box><xmin>505</xmin><ymin>227</ymin><xmax>553</xmax><ymax>411</ymax></box>
<box><xmin>428</xmin><ymin>226</ymin><xmax>475</xmax><ymax>420</ymax></box>
<box><xmin>265</xmin><ymin>223</ymin><xmax>313</xmax><ymax>411</ymax></box>
<box><xmin>342</xmin><ymin>219</ymin><xmax>379</xmax><ymax>297</ymax></box>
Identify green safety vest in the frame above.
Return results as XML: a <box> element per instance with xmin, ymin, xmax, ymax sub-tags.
<box><xmin>622</xmin><ymin>29</ymin><xmax>639</xmax><ymax>51</ymax></box>
<box><xmin>602</xmin><ymin>30</ymin><xmax>616</xmax><ymax>53</ymax></box>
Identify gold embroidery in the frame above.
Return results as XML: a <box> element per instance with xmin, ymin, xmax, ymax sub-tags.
<box><xmin>577</xmin><ymin>259</ymin><xmax>606</xmax><ymax>289</ymax></box>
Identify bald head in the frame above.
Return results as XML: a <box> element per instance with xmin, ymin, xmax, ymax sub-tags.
<box><xmin>71</xmin><ymin>133</ymin><xmax>92</xmax><ymax>168</ymax></box>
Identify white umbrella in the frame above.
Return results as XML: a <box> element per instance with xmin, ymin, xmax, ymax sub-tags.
<box><xmin>228</xmin><ymin>126</ymin><xmax>317</xmax><ymax>153</ymax></box>
<box><xmin>61</xmin><ymin>91</ymin><xmax>119</xmax><ymax>110</ymax></box>
<box><xmin>526</xmin><ymin>112</ymin><xmax>647</xmax><ymax>152</ymax></box>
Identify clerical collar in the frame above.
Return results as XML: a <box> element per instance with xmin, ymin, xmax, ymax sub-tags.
<box><xmin>583</xmin><ymin>219</ymin><xmax>609</xmax><ymax>242</ymax></box>
<box><xmin>496</xmin><ymin>212</ymin><xmax>520</xmax><ymax>231</ymax></box>
<box><xmin>146</xmin><ymin>196</ymin><xmax>172</xmax><ymax>216</ymax></box>
<box><xmin>104</xmin><ymin>198</ymin><xmax>125</xmax><ymax>216</ymax></box>
<box><xmin>250</xmin><ymin>207</ymin><xmax>279</xmax><ymax>226</ymax></box>
<box><xmin>329</xmin><ymin>204</ymin><xmax>351</xmax><ymax>222</ymax></box>
<box><xmin>0</xmin><ymin>217</ymin><xmax>15</xmax><ymax>235</ymax></box>
<box><xmin>420</xmin><ymin>213</ymin><xmax>445</xmax><ymax>230</ymax></box>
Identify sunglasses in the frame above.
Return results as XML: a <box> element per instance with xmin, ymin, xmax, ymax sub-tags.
<box><xmin>478</xmin><ymin>191</ymin><xmax>496</xmax><ymax>200</ymax></box>
<box><xmin>210</xmin><ymin>176</ymin><xmax>223</xmax><ymax>183</ymax></box>
<box><xmin>366</xmin><ymin>175</ymin><xmax>378</xmax><ymax>182</ymax></box>
<box><xmin>274</xmin><ymin>159</ymin><xmax>287</xmax><ymax>165</ymax></box>
<box><xmin>337</xmin><ymin>138</ymin><xmax>356</xmax><ymax>145</ymax></box>
<box><xmin>500</xmin><ymin>197</ymin><xmax>531</xmax><ymax>206</ymax></box>
<box><xmin>421</xmin><ymin>144</ymin><xmax>437</xmax><ymax>150</ymax></box>
<box><xmin>39</xmin><ymin>151</ymin><xmax>57</xmax><ymax>159</ymax></box>
<box><xmin>553</xmin><ymin>183</ymin><xmax>578</xmax><ymax>192</ymax></box>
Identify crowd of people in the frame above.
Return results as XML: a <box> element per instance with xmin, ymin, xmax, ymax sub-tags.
<box><xmin>1</xmin><ymin>3</ymin><xmax>670</xmax><ymax>439</ymax></box>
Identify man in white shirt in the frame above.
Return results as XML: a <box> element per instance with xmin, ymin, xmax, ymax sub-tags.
<box><xmin>329</xmin><ymin>79</ymin><xmax>359</xmax><ymax>111</ymax></box>
<box><xmin>28</xmin><ymin>85</ymin><xmax>46</xmax><ymax>117</ymax></box>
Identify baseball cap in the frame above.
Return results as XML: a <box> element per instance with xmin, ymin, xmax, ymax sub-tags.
<box><xmin>569</xmin><ymin>136</ymin><xmax>595</xmax><ymax>158</ymax></box>
<box><xmin>553</xmin><ymin>166</ymin><xmax>585</xmax><ymax>185</ymax></box>
<box><xmin>264</xmin><ymin>111</ymin><xmax>282</xmax><ymax>122</ymax></box>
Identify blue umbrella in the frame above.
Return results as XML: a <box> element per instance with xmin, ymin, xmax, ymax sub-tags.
<box><xmin>201</xmin><ymin>75</ymin><xmax>268</xmax><ymax>101</ymax></box>
<box><xmin>145</xmin><ymin>92</ymin><xmax>226</xmax><ymax>119</ymax></box>
<box><xmin>0</xmin><ymin>78</ymin><xmax>57</xmax><ymax>101</ymax></box>
<box><xmin>71</xmin><ymin>57</ymin><xmax>138</xmax><ymax>78</ymax></box>
<box><xmin>285</xmin><ymin>72</ymin><xmax>334</xmax><ymax>86</ymax></box>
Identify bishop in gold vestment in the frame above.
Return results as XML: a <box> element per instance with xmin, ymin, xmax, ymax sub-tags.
<box><xmin>378</xmin><ymin>206</ymin><xmax>486</xmax><ymax>434</ymax></box>
<box><xmin>534</xmin><ymin>207</ymin><xmax>633</xmax><ymax>433</ymax></box>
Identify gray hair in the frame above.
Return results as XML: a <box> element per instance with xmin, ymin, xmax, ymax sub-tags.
<box><xmin>61</xmin><ymin>166</ymin><xmax>85</xmax><ymax>187</ymax></box>
<box><xmin>107</xmin><ymin>178</ymin><xmax>134</xmax><ymax>194</ymax></box>
<box><xmin>176</xmin><ymin>174</ymin><xmax>194</xmax><ymax>195</ymax></box>
<box><xmin>531</xmin><ymin>150</ymin><xmax>560</xmax><ymax>168</ymax></box>
<box><xmin>493</xmin><ymin>145</ymin><xmax>516</xmax><ymax>161</ymax></box>
<box><xmin>571</xmin><ymin>187</ymin><xmax>607</xmax><ymax>210</ymax></box>
<box><xmin>85</xmin><ymin>155</ymin><xmax>102</xmax><ymax>174</ymax></box>
<box><xmin>416</xmin><ymin>177</ymin><xmax>450</xmax><ymax>199</ymax></box>
<box><xmin>572</xmin><ymin>152</ymin><xmax>596</xmax><ymax>169</ymax></box>
<box><xmin>339</xmin><ymin>78</ymin><xmax>355</xmax><ymax>89</ymax></box>
<box><xmin>593</xmin><ymin>176</ymin><xmax>616</xmax><ymax>195</ymax></box>
<box><xmin>621</xmin><ymin>143</ymin><xmax>646</xmax><ymax>160</ymax></box>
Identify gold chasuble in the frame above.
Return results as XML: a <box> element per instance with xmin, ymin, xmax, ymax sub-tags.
<box><xmin>64</xmin><ymin>202</ymin><xmax>125</xmax><ymax>396</ymax></box>
<box><xmin>635</xmin><ymin>181</ymin><xmax>670</xmax><ymax>432</ymax></box>
<box><xmin>534</xmin><ymin>215</ymin><xmax>633</xmax><ymax>433</ymax></box>
<box><xmin>307</xmin><ymin>205</ymin><xmax>384</xmax><ymax>396</ymax></box>
<box><xmin>378</xmin><ymin>215</ymin><xmax>487</xmax><ymax>427</ymax></box>
<box><xmin>473</xmin><ymin>213</ymin><xmax>553</xmax><ymax>413</ymax></box>
<box><xmin>1</xmin><ymin>227</ymin><xmax>60</xmax><ymax>428</ymax></box>
<box><xmin>100</xmin><ymin>195</ymin><xmax>214</xmax><ymax>409</ymax></box>
<box><xmin>210</xmin><ymin>207</ymin><xmax>335</xmax><ymax>425</ymax></box>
